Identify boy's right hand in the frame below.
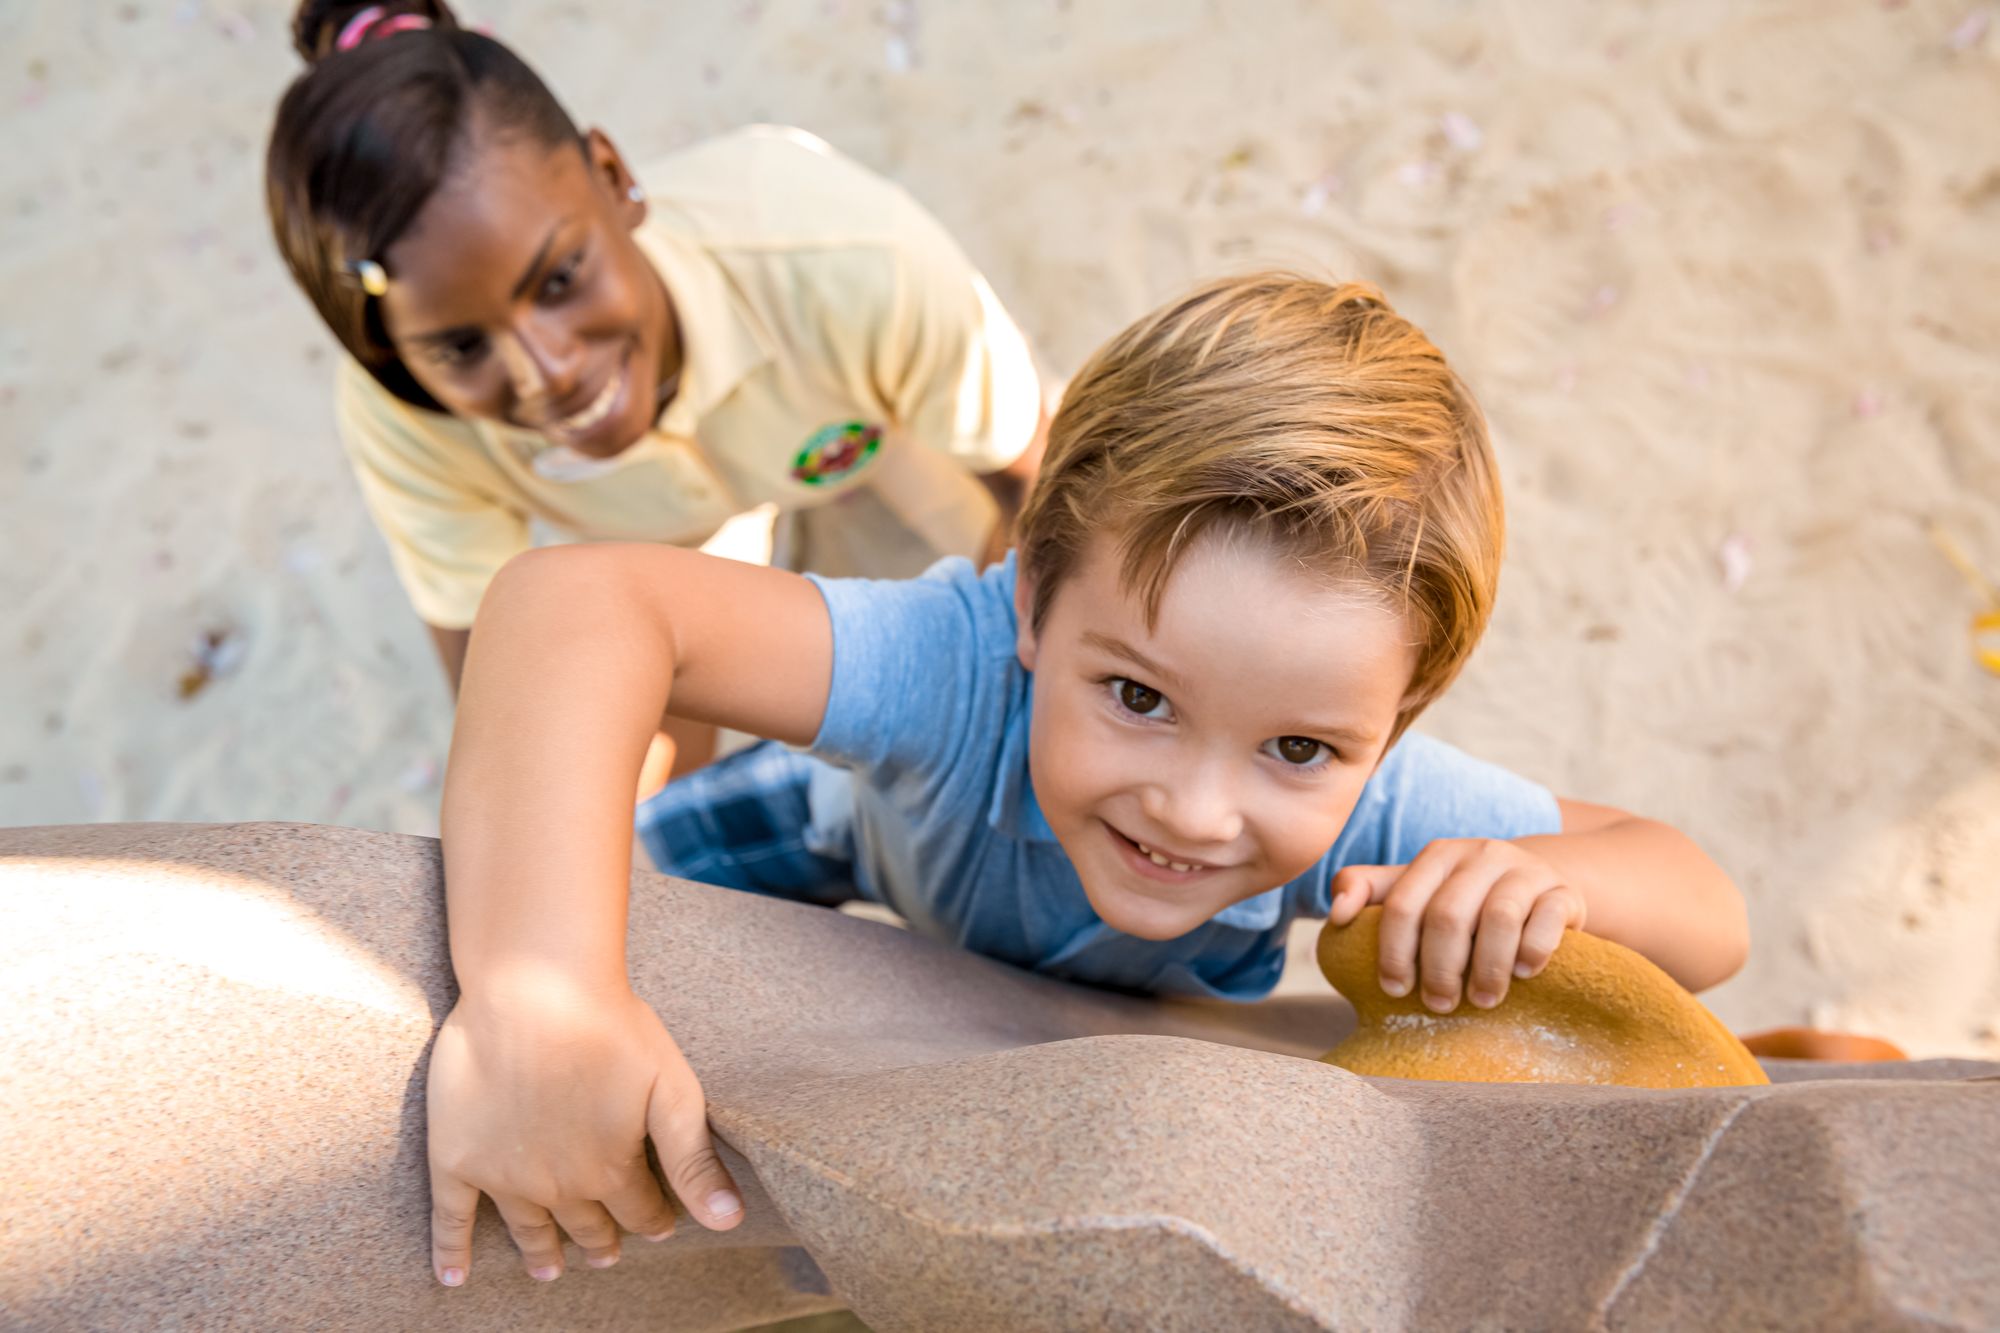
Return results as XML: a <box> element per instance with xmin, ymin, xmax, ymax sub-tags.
<box><xmin>424</xmin><ymin>979</ymin><xmax>745</xmax><ymax>1286</ymax></box>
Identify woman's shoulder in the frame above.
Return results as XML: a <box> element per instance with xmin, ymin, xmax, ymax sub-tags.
<box><xmin>639</xmin><ymin>125</ymin><xmax>926</xmax><ymax>249</ymax></box>
<box><xmin>332</xmin><ymin>356</ymin><xmax>488</xmax><ymax>462</ymax></box>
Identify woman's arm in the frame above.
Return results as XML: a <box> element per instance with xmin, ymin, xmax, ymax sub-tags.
<box><xmin>427</xmin><ymin>622</ymin><xmax>471</xmax><ymax>691</ymax></box>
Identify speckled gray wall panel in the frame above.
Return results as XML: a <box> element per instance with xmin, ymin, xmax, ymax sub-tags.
<box><xmin>3</xmin><ymin>823</ymin><xmax>1996</xmax><ymax>1331</ymax></box>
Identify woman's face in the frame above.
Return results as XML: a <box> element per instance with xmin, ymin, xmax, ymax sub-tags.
<box><xmin>378</xmin><ymin>126</ymin><xmax>672</xmax><ymax>457</ymax></box>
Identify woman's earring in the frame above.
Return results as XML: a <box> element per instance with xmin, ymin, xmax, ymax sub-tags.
<box><xmin>627</xmin><ymin>184</ymin><xmax>646</xmax><ymax>203</ymax></box>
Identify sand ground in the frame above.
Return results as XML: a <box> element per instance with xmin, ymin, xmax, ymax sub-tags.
<box><xmin>2</xmin><ymin>0</ymin><xmax>1997</xmax><ymax>1056</ymax></box>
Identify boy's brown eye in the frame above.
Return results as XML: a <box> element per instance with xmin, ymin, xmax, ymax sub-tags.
<box><xmin>1275</xmin><ymin>736</ymin><xmax>1323</xmax><ymax>765</ymax></box>
<box><xmin>1117</xmin><ymin>680</ymin><xmax>1163</xmax><ymax>714</ymax></box>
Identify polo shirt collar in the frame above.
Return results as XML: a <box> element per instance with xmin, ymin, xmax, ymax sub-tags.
<box><xmin>987</xmin><ymin>679</ymin><xmax>1058</xmax><ymax>844</ymax></box>
<box><xmin>631</xmin><ymin>218</ymin><xmax>774</xmax><ymax>438</ymax></box>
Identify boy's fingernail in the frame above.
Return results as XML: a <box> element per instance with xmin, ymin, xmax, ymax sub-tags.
<box><xmin>644</xmin><ymin>1230</ymin><xmax>673</xmax><ymax>1243</ymax></box>
<box><xmin>439</xmin><ymin>1267</ymin><xmax>465</xmax><ymax>1287</ymax></box>
<box><xmin>529</xmin><ymin>1266</ymin><xmax>561</xmax><ymax>1283</ymax></box>
<box><xmin>1381</xmin><ymin>978</ymin><xmax>1409</xmax><ymax>997</ymax></box>
<box><xmin>1470</xmin><ymin>989</ymin><xmax>1497</xmax><ymax>1009</ymax></box>
<box><xmin>707</xmin><ymin>1190</ymin><xmax>743</xmax><ymax>1219</ymax></box>
<box><xmin>1514</xmin><ymin>961</ymin><xmax>1534</xmax><ymax>979</ymax></box>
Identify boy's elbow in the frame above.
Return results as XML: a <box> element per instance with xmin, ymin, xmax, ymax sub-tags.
<box><xmin>1689</xmin><ymin>882</ymin><xmax>1751</xmax><ymax>991</ymax></box>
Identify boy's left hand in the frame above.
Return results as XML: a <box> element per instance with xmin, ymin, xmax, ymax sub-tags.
<box><xmin>1328</xmin><ymin>839</ymin><xmax>1585</xmax><ymax>1014</ymax></box>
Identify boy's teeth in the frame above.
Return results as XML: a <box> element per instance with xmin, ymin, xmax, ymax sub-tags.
<box><xmin>1135</xmin><ymin>841</ymin><xmax>1196</xmax><ymax>872</ymax></box>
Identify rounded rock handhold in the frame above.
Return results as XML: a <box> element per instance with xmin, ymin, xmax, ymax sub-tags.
<box><xmin>1317</xmin><ymin>907</ymin><xmax>1768</xmax><ymax>1088</ymax></box>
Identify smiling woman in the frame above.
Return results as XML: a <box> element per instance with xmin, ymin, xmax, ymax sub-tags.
<box><xmin>265</xmin><ymin>1</ymin><xmax>1045</xmax><ymax>783</ymax></box>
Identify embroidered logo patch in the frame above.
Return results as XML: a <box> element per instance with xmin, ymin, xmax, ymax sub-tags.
<box><xmin>790</xmin><ymin>420</ymin><xmax>882</xmax><ymax>486</ymax></box>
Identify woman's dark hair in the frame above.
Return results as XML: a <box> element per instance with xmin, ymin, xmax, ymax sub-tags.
<box><xmin>267</xmin><ymin>2</ymin><xmax>584</xmax><ymax>411</ymax></box>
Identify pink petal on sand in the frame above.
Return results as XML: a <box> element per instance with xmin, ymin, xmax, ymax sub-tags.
<box><xmin>1854</xmin><ymin>388</ymin><xmax>1885</xmax><ymax>418</ymax></box>
<box><xmin>1299</xmin><ymin>173</ymin><xmax>1340</xmax><ymax>217</ymax></box>
<box><xmin>1603</xmin><ymin>202</ymin><xmax>1642</xmax><ymax>231</ymax></box>
<box><xmin>1718</xmin><ymin>533</ymin><xmax>1754</xmax><ymax>592</ymax></box>
<box><xmin>1395</xmin><ymin>160</ymin><xmax>1441</xmax><ymax>188</ymax></box>
<box><xmin>1588</xmin><ymin>284</ymin><xmax>1620</xmax><ymax>316</ymax></box>
<box><xmin>1949</xmin><ymin>10</ymin><xmax>1990</xmax><ymax>48</ymax></box>
<box><xmin>1440</xmin><ymin>111</ymin><xmax>1483</xmax><ymax>152</ymax></box>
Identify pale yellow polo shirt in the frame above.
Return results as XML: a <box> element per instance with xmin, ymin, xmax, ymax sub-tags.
<box><xmin>336</xmin><ymin>124</ymin><xmax>1041</xmax><ymax>629</ymax></box>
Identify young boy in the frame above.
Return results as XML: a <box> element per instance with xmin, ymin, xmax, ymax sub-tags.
<box><xmin>425</xmin><ymin>274</ymin><xmax>1750</xmax><ymax>1287</ymax></box>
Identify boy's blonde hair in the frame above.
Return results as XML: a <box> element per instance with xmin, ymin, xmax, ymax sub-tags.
<box><xmin>1017</xmin><ymin>272</ymin><xmax>1504</xmax><ymax>746</ymax></box>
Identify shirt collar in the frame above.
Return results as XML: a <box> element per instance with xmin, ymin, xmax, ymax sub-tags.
<box><xmin>630</xmin><ymin>216</ymin><xmax>774</xmax><ymax>437</ymax></box>
<box><xmin>1207</xmin><ymin>885</ymin><xmax>1286</xmax><ymax>931</ymax></box>
<box><xmin>986</xmin><ymin>669</ymin><xmax>1058</xmax><ymax>843</ymax></box>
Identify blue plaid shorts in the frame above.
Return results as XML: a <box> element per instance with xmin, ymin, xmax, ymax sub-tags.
<box><xmin>634</xmin><ymin>740</ymin><xmax>858</xmax><ymax>905</ymax></box>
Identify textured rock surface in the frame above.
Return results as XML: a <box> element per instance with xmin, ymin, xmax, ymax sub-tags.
<box><xmin>3</xmin><ymin>822</ymin><xmax>1996</xmax><ymax>1331</ymax></box>
<box><xmin>1320</xmin><ymin>904</ymin><xmax>1768</xmax><ymax>1087</ymax></box>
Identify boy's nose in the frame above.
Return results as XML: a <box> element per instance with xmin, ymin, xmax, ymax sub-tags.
<box><xmin>1140</xmin><ymin>766</ymin><xmax>1244</xmax><ymax>849</ymax></box>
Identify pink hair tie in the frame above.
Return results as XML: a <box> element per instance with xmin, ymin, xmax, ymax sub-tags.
<box><xmin>334</xmin><ymin>5</ymin><xmax>433</xmax><ymax>53</ymax></box>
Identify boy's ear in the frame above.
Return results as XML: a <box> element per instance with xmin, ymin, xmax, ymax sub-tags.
<box><xmin>1013</xmin><ymin>566</ymin><xmax>1040</xmax><ymax>671</ymax></box>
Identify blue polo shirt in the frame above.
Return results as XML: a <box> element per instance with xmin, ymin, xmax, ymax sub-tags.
<box><xmin>797</xmin><ymin>554</ymin><xmax>1561</xmax><ymax>1001</ymax></box>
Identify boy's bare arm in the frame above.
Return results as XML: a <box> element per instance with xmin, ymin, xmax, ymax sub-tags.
<box><xmin>429</xmin><ymin>543</ymin><xmax>833</xmax><ymax>1286</ymax></box>
<box><xmin>444</xmin><ymin>543</ymin><xmax>831</xmax><ymax>981</ymax></box>
<box><xmin>1514</xmin><ymin>798</ymin><xmax>1750</xmax><ymax>991</ymax></box>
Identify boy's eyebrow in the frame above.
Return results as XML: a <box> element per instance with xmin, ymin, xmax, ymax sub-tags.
<box><xmin>1288</xmin><ymin>718</ymin><xmax>1382</xmax><ymax>750</ymax></box>
<box><xmin>1081</xmin><ymin>631</ymin><xmax>1184</xmax><ymax>690</ymax></box>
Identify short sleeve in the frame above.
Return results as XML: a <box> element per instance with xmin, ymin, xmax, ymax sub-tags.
<box><xmin>878</xmin><ymin>213</ymin><xmax>1041</xmax><ymax>474</ymax></box>
<box><xmin>806</xmin><ymin>556</ymin><xmax>1017</xmax><ymax>801</ymax></box>
<box><xmin>1291</xmin><ymin>733</ymin><xmax>1563</xmax><ymax>918</ymax></box>
<box><xmin>334</xmin><ymin>360</ymin><xmax>531</xmax><ymax>629</ymax></box>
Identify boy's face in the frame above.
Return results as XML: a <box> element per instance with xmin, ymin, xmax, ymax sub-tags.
<box><xmin>1015</xmin><ymin>530</ymin><xmax>1416</xmax><ymax>941</ymax></box>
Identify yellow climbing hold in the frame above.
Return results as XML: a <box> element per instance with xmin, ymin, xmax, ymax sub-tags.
<box><xmin>1318</xmin><ymin>906</ymin><xmax>1767</xmax><ymax>1089</ymax></box>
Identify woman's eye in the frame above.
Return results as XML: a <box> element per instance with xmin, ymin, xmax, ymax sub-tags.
<box><xmin>434</xmin><ymin>334</ymin><xmax>487</xmax><ymax>367</ymax></box>
<box><xmin>1113</xmin><ymin>678</ymin><xmax>1170</xmax><ymax>719</ymax></box>
<box><xmin>1268</xmin><ymin>735</ymin><xmax>1330</xmax><ymax>767</ymax></box>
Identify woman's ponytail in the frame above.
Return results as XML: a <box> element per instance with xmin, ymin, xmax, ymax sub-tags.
<box><xmin>291</xmin><ymin>1</ymin><xmax>461</xmax><ymax>63</ymax></box>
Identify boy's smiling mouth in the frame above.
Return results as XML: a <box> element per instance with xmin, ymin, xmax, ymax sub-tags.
<box><xmin>1104</xmin><ymin>821</ymin><xmax>1225</xmax><ymax>880</ymax></box>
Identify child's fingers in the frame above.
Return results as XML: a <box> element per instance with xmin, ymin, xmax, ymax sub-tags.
<box><xmin>646</xmin><ymin>1057</ymin><xmax>745</xmax><ymax>1234</ymax></box>
<box><xmin>1417</xmin><ymin>863</ymin><xmax>1507</xmax><ymax>1014</ymax></box>
<box><xmin>553</xmin><ymin>1200</ymin><xmax>624</xmax><ymax>1270</ymax></box>
<box><xmin>599</xmin><ymin>1161</ymin><xmax>680</xmax><ymax>1244</ymax></box>
<box><xmin>492</xmin><ymin>1195</ymin><xmax>568</xmax><ymax>1281</ymax></box>
<box><xmin>1514</xmin><ymin>889</ymin><xmax>1583</xmax><ymax>978</ymax></box>
<box><xmin>428</xmin><ymin>1168</ymin><xmax>481</xmax><ymax>1287</ymax></box>
<box><xmin>1327</xmin><ymin>863</ymin><xmax>1399</xmax><ymax>925</ymax></box>
<box><xmin>1464</xmin><ymin>872</ymin><xmax>1551</xmax><ymax>1009</ymax></box>
<box><xmin>1375</xmin><ymin>850</ymin><xmax>1457</xmax><ymax>998</ymax></box>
